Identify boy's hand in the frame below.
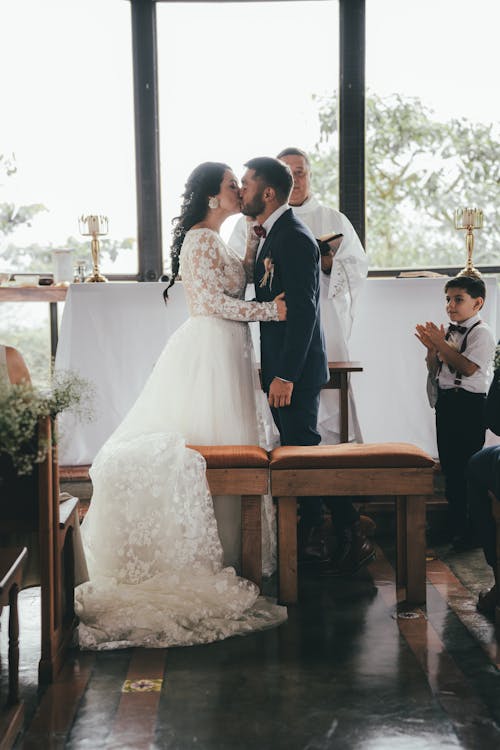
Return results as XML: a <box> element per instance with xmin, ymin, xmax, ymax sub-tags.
<box><xmin>415</xmin><ymin>323</ymin><xmax>437</xmax><ymax>352</ymax></box>
<box><xmin>424</xmin><ymin>322</ymin><xmax>446</xmax><ymax>348</ymax></box>
<box><xmin>415</xmin><ymin>322</ymin><xmax>445</xmax><ymax>350</ymax></box>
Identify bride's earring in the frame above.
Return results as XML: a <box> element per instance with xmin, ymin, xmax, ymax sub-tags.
<box><xmin>208</xmin><ymin>197</ymin><xmax>219</xmax><ymax>210</ymax></box>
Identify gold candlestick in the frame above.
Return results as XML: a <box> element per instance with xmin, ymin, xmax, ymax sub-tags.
<box><xmin>78</xmin><ymin>214</ymin><xmax>109</xmax><ymax>282</ymax></box>
<box><xmin>454</xmin><ymin>207</ymin><xmax>483</xmax><ymax>279</ymax></box>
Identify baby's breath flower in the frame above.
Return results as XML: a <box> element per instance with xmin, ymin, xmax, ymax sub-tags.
<box><xmin>0</xmin><ymin>371</ymin><xmax>94</xmax><ymax>476</ymax></box>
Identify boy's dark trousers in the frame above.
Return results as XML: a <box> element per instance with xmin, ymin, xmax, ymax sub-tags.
<box><xmin>436</xmin><ymin>387</ymin><xmax>487</xmax><ymax>539</ymax></box>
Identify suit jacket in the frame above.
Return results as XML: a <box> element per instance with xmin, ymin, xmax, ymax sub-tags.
<box><xmin>254</xmin><ymin>208</ymin><xmax>329</xmax><ymax>393</ymax></box>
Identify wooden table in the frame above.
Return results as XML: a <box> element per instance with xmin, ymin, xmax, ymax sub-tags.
<box><xmin>0</xmin><ymin>546</ymin><xmax>27</xmax><ymax>750</ymax></box>
<box><xmin>0</xmin><ymin>286</ymin><xmax>68</xmax><ymax>358</ymax></box>
<box><xmin>324</xmin><ymin>361</ymin><xmax>363</xmax><ymax>443</ymax></box>
<box><xmin>259</xmin><ymin>360</ymin><xmax>362</xmax><ymax>445</ymax></box>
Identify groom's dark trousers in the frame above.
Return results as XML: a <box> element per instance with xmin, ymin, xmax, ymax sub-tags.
<box><xmin>270</xmin><ymin>388</ymin><xmax>323</xmax><ymax>526</ymax></box>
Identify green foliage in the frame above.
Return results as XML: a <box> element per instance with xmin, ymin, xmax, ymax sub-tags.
<box><xmin>1</xmin><ymin>235</ymin><xmax>136</xmax><ymax>273</ymax></box>
<box><xmin>0</xmin><ymin>202</ymin><xmax>48</xmax><ymax>237</ymax></box>
<box><xmin>309</xmin><ymin>92</ymin><xmax>500</xmax><ymax>269</ymax></box>
<box><xmin>0</xmin><ymin>154</ymin><xmax>47</xmax><ymax>238</ymax></box>
<box><xmin>494</xmin><ymin>345</ymin><xmax>500</xmax><ymax>372</ymax></box>
<box><xmin>1</xmin><ymin>152</ymin><xmax>134</xmax><ymax>271</ymax></box>
<box><xmin>0</xmin><ymin>371</ymin><xmax>94</xmax><ymax>475</ymax></box>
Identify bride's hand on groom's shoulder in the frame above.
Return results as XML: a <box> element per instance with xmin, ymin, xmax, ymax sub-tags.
<box><xmin>274</xmin><ymin>291</ymin><xmax>287</xmax><ymax>321</ymax></box>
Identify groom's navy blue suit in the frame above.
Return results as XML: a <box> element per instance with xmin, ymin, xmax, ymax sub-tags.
<box><xmin>254</xmin><ymin>207</ymin><xmax>329</xmax><ymax>526</ymax></box>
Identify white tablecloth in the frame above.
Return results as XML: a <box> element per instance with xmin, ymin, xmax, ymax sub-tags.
<box><xmin>55</xmin><ymin>282</ymin><xmax>187</xmax><ymax>465</ymax></box>
<box><xmin>55</xmin><ymin>278</ymin><xmax>499</xmax><ymax>465</ymax></box>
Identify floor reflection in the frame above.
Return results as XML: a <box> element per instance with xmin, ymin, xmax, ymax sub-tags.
<box><xmin>1</xmin><ymin>533</ymin><xmax>500</xmax><ymax>749</ymax></box>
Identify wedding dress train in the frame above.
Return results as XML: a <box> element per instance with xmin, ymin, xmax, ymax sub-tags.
<box><xmin>75</xmin><ymin>229</ymin><xmax>287</xmax><ymax>649</ymax></box>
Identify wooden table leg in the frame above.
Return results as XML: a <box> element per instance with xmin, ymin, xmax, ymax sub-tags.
<box><xmin>278</xmin><ymin>496</ymin><xmax>298</xmax><ymax>604</ymax></box>
<box><xmin>49</xmin><ymin>301</ymin><xmax>59</xmax><ymax>358</ymax></box>
<box><xmin>241</xmin><ymin>495</ymin><xmax>262</xmax><ymax>589</ymax></box>
<box><xmin>339</xmin><ymin>372</ymin><xmax>349</xmax><ymax>443</ymax></box>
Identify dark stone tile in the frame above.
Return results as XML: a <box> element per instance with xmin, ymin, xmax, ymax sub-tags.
<box><xmin>2</xmin><ymin>532</ymin><xmax>500</xmax><ymax>750</ymax></box>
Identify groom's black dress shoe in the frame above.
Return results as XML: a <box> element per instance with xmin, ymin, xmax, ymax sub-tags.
<box><xmin>321</xmin><ymin>521</ymin><xmax>375</xmax><ymax>576</ymax></box>
<box><xmin>297</xmin><ymin>522</ymin><xmax>330</xmax><ymax>564</ymax></box>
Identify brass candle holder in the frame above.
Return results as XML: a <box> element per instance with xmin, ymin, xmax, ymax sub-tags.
<box><xmin>454</xmin><ymin>207</ymin><xmax>483</xmax><ymax>279</ymax></box>
<box><xmin>78</xmin><ymin>214</ymin><xmax>109</xmax><ymax>282</ymax></box>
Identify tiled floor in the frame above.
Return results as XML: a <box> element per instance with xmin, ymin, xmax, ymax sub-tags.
<box><xmin>2</xmin><ymin>527</ymin><xmax>500</xmax><ymax>749</ymax></box>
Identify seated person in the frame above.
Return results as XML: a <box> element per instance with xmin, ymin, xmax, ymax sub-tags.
<box><xmin>467</xmin><ymin>446</ymin><xmax>500</xmax><ymax>617</ymax></box>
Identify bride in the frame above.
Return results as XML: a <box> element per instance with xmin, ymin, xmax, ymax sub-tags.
<box><xmin>75</xmin><ymin>162</ymin><xmax>288</xmax><ymax>649</ymax></box>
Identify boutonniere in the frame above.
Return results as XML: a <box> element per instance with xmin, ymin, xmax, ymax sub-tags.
<box><xmin>259</xmin><ymin>256</ymin><xmax>274</xmax><ymax>289</ymax></box>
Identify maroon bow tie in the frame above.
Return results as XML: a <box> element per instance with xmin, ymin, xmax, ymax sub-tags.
<box><xmin>253</xmin><ymin>225</ymin><xmax>267</xmax><ymax>239</ymax></box>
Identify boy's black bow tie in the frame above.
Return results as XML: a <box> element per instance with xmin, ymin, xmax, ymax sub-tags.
<box><xmin>447</xmin><ymin>324</ymin><xmax>467</xmax><ymax>334</ymax></box>
<box><xmin>253</xmin><ymin>225</ymin><xmax>267</xmax><ymax>239</ymax></box>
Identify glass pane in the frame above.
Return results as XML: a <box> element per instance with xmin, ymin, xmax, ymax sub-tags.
<box><xmin>366</xmin><ymin>0</ymin><xmax>500</xmax><ymax>270</ymax></box>
<box><xmin>0</xmin><ymin>0</ymin><xmax>138</xmax><ymax>281</ymax></box>
<box><xmin>157</xmin><ymin>0</ymin><xmax>339</xmax><ymax>260</ymax></box>
<box><xmin>0</xmin><ymin>302</ymin><xmax>54</xmax><ymax>386</ymax></box>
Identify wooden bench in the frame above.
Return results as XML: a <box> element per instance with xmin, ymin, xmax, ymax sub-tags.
<box><xmin>269</xmin><ymin>442</ymin><xmax>435</xmax><ymax>605</ymax></box>
<box><xmin>0</xmin><ymin>417</ymin><xmax>80</xmax><ymax>683</ymax></box>
<box><xmin>0</xmin><ymin>546</ymin><xmax>27</xmax><ymax>750</ymax></box>
<box><xmin>188</xmin><ymin>445</ymin><xmax>269</xmax><ymax>589</ymax></box>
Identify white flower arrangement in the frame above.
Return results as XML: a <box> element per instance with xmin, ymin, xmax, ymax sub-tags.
<box><xmin>0</xmin><ymin>371</ymin><xmax>94</xmax><ymax>476</ymax></box>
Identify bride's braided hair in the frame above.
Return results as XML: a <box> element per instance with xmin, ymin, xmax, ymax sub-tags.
<box><xmin>164</xmin><ymin>162</ymin><xmax>230</xmax><ymax>301</ymax></box>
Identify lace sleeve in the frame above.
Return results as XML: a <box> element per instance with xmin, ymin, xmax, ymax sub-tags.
<box><xmin>240</xmin><ymin>222</ymin><xmax>260</xmax><ymax>283</ymax></box>
<box><xmin>182</xmin><ymin>230</ymin><xmax>278</xmax><ymax>322</ymax></box>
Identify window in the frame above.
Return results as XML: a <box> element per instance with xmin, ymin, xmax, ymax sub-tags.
<box><xmin>366</xmin><ymin>0</ymin><xmax>500</xmax><ymax>271</ymax></box>
<box><xmin>156</xmin><ymin>0</ymin><xmax>339</xmax><ymax>262</ymax></box>
<box><xmin>0</xmin><ymin>0</ymin><xmax>137</xmax><ymax>280</ymax></box>
<box><xmin>0</xmin><ymin>0</ymin><xmax>138</xmax><ymax>382</ymax></box>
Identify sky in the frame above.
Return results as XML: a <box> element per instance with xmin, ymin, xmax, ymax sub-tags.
<box><xmin>1</xmin><ymin>0</ymin><xmax>499</xmax><ymax>273</ymax></box>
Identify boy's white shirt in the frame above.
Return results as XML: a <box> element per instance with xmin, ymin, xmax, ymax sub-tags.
<box><xmin>437</xmin><ymin>313</ymin><xmax>496</xmax><ymax>393</ymax></box>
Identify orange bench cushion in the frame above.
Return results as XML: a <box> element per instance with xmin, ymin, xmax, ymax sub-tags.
<box><xmin>188</xmin><ymin>445</ymin><xmax>269</xmax><ymax>469</ymax></box>
<box><xmin>270</xmin><ymin>443</ymin><xmax>435</xmax><ymax>469</ymax></box>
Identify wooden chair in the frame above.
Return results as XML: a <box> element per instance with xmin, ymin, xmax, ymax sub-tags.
<box><xmin>269</xmin><ymin>442</ymin><xmax>435</xmax><ymax>605</ymax></box>
<box><xmin>0</xmin><ymin>546</ymin><xmax>27</xmax><ymax>750</ymax></box>
<box><xmin>0</xmin><ymin>416</ymin><xmax>79</xmax><ymax>683</ymax></box>
<box><xmin>188</xmin><ymin>445</ymin><xmax>269</xmax><ymax>589</ymax></box>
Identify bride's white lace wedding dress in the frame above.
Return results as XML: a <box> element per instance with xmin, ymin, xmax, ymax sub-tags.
<box><xmin>75</xmin><ymin>228</ymin><xmax>287</xmax><ymax>649</ymax></box>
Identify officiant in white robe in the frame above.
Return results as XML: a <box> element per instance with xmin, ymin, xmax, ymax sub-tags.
<box><xmin>230</xmin><ymin>147</ymin><xmax>368</xmax><ymax>444</ymax></box>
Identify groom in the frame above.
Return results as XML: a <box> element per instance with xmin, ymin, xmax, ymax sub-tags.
<box><xmin>240</xmin><ymin>156</ymin><xmax>374</xmax><ymax>574</ymax></box>
<box><xmin>240</xmin><ymin>156</ymin><xmax>328</xmax><ymax>559</ymax></box>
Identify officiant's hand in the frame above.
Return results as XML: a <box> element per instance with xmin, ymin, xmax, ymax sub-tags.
<box><xmin>268</xmin><ymin>378</ymin><xmax>293</xmax><ymax>408</ymax></box>
<box><xmin>274</xmin><ymin>292</ymin><xmax>287</xmax><ymax>321</ymax></box>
